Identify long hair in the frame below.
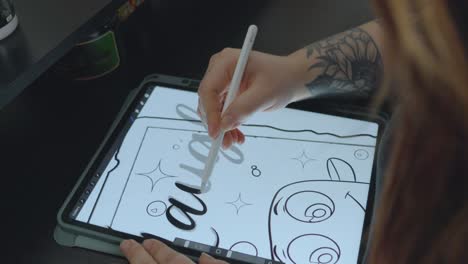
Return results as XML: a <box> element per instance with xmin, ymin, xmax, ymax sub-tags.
<box><xmin>369</xmin><ymin>0</ymin><xmax>468</xmax><ymax>263</ymax></box>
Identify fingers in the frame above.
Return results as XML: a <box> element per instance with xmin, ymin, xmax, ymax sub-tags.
<box><xmin>237</xmin><ymin>129</ymin><xmax>245</xmax><ymax>144</ymax></box>
<box><xmin>199</xmin><ymin>253</ymin><xmax>229</xmax><ymax>264</ymax></box>
<box><xmin>222</xmin><ymin>129</ymin><xmax>245</xmax><ymax>149</ymax></box>
<box><xmin>121</xmin><ymin>239</ymin><xmax>226</xmax><ymax>264</ymax></box>
<box><xmin>198</xmin><ymin>48</ymin><xmax>239</xmax><ymax>139</ymax></box>
<box><xmin>220</xmin><ymin>82</ymin><xmax>268</xmax><ymax>132</ymax></box>
<box><xmin>143</xmin><ymin>239</ymin><xmax>194</xmax><ymax>264</ymax></box>
<box><xmin>120</xmin><ymin>240</ymin><xmax>156</xmax><ymax>264</ymax></box>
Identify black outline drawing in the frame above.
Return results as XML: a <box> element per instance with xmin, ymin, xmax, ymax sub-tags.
<box><xmin>78</xmin><ymin>100</ymin><xmax>377</xmax><ymax>264</ymax></box>
<box><xmin>354</xmin><ymin>149</ymin><xmax>369</xmax><ymax>160</ymax></box>
<box><xmin>175</xmin><ymin>102</ymin><xmax>377</xmax><ymax>139</ymax></box>
<box><xmin>166</xmin><ymin>182</ymin><xmax>207</xmax><ymax>231</ymax></box>
<box><xmin>284</xmin><ymin>191</ymin><xmax>335</xmax><ymax>223</ymax></box>
<box><xmin>287</xmin><ymin>234</ymin><xmax>341</xmax><ymax>264</ymax></box>
<box><xmin>291</xmin><ymin>150</ymin><xmax>316</xmax><ymax>169</ymax></box>
<box><xmin>226</xmin><ymin>193</ymin><xmax>253</xmax><ymax>215</ymax></box>
<box><xmin>110</xmin><ymin>127</ymin><xmax>151</xmax><ymax>227</ymax></box>
<box><xmin>326</xmin><ymin>157</ymin><xmax>357</xmax><ymax>181</ymax></box>
<box><xmin>230</xmin><ymin>241</ymin><xmax>259</xmax><ymax>257</ymax></box>
<box><xmin>136</xmin><ymin>159</ymin><xmax>177</xmax><ymax>192</ymax></box>
<box><xmin>94</xmin><ymin>104</ymin><xmax>375</xmax><ymax>229</ymax></box>
<box><xmin>211</xmin><ymin>227</ymin><xmax>220</xmax><ymax>248</ymax></box>
<box><xmin>146</xmin><ymin>200</ymin><xmax>167</xmax><ymax>217</ymax></box>
<box><xmin>268</xmin><ymin>180</ymin><xmax>369</xmax><ymax>262</ymax></box>
<box><xmin>88</xmin><ymin>145</ymin><xmax>121</xmax><ymax>223</ymax></box>
<box><xmin>251</xmin><ymin>165</ymin><xmax>261</xmax><ymax>177</ymax></box>
<box><xmin>242</xmin><ymin>123</ymin><xmax>376</xmax><ymax>139</ymax></box>
<box><xmin>79</xmin><ymin>100</ymin><xmax>378</xmax><ymax>263</ymax></box>
<box><xmin>345</xmin><ymin>191</ymin><xmax>366</xmax><ymax>212</ymax></box>
<box><xmin>136</xmin><ymin>116</ymin><xmax>377</xmax><ymax>148</ymax></box>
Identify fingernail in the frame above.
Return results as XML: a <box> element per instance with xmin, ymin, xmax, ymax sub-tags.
<box><xmin>142</xmin><ymin>239</ymin><xmax>154</xmax><ymax>250</ymax></box>
<box><xmin>208</xmin><ymin>126</ymin><xmax>214</xmax><ymax>137</ymax></box>
<box><xmin>220</xmin><ymin>114</ymin><xmax>234</xmax><ymax>131</ymax></box>
<box><xmin>120</xmin><ymin>240</ymin><xmax>132</xmax><ymax>250</ymax></box>
<box><xmin>208</xmin><ymin>126</ymin><xmax>219</xmax><ymax>139</ymax></box>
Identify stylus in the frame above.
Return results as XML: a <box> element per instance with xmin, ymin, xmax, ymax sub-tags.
<box><xmin>200</xmin><ymin>25</ymin><xmax>258</xmax><ymax>193</ymax></box>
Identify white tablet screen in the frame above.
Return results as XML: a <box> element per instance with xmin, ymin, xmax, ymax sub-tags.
<box><xmin>71</xmin><ymin>85</ymin><xmax>379</xmax><ymax>264</ymax></box>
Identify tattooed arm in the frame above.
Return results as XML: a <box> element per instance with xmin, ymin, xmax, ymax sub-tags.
<box><xmin>291</xmin><ymin>21</ymin><xmax>384</xmax><ymax>100</ymax></box>
<box><xmin>197</xmin><ymin>21</ymin><xmax>384</xmax><ymax>148</ymax></box>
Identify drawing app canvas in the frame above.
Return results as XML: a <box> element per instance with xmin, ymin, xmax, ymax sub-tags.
<box><xmin>71</xmin><ymin>86</ymin><xmax>378</xmax><ymax>264</ymax></box>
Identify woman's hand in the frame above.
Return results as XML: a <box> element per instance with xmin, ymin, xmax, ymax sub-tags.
<box><xmin>120</xmin><ymin>239</ymin><xmax>228</xmax><ymax>264</ymax></box>
<box><xmin>197</xmin><ymin>48</ymin><xmax>309</xmax><ymax>149</ymax></box>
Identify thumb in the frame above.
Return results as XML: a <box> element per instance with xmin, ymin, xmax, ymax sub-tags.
<box><xmin>220</xmin><ymin>83</ymin><xmax>268</xmax><ymax>131</ymax></box>
<box><xmin>199</xmin><ymin>253</ymin><xmax>229</xmax><ymax>264</ymax></box>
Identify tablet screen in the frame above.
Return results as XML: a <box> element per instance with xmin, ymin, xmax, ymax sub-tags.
<box><xmin>69</xmin><ymin>85</ymin><xmax>379</xmax><ymax>264</ymax></box>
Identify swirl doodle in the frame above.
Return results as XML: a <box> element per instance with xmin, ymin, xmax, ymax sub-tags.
<box><xmin>287</xmin><ymin>234</ymin><xmax>341</xmax><ymax>264</ymax></box>
<box><xmin>146</xmin><ymin>200</ymin><xmax>167</xmax><ymax>217</ymax></box>
<box><xmin>285</xmin><ymin>191</ymin><xmax>335</xmax><ymax>223</ymax></box>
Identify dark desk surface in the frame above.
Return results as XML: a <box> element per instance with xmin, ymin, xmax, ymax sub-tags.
<box><xmin>0</xmin><ymin>0</ymin><xmax>373</xmax><ymax>263</ymax></box>
<box><xmin>0</xmin><ymin>0</ymin><xmax>124</xmax><ymax>109</ymax></box>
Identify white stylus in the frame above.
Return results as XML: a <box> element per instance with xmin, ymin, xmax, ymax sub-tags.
<box><xmin>200</xmin><ymin>25</ymin><xmax>258</xmax><ymax>193</ymax></box>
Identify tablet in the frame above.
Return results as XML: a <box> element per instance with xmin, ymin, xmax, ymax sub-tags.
<box><xmin>57</xmin><ymin>74</ymin><xmax>383</xmax><ymax>264</ymax></box>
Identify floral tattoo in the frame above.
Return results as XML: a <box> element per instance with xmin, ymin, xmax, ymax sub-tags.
<box><xmin>305</xmin><ymin>28</ymin><xmax>383</xmax><ymax>97</ymax></box>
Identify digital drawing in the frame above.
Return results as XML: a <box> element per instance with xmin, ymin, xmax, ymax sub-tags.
<box><xmin>251</xmin><ymin>165</ymin><xmax>261</xmax><ymax>177</ymax></box>
<box><xmin>292</xmin><ymin>150</ymin><xmax>316</xmax><ymax>169</ymax></box>
<box><xmin>287</xmin><ymin>234</ymin><xmax>341</xmax><ymax>264</ymax></box>
<box><xmin>87</xmin><ymin>148</ymin><xmax>121</xmax><ymax>223</ymax></box>
<box><xmin>241</xmin><ymin>123</ymin><xmax>377</xmax><ymax>139</ymax></box>
<box><xmin>81</xmin><ymin>98</ymin><xmax>377</xmax><ymax>264</ymax></box>
<box><xmin>230</xmin><ymin>241</ymin><xmax>259</xmax><ymax>257</ymax></box>
<box><xmin>146</xmin><ymin>200</ymin><xmax>167</xmax><ymax>217</ymax></box>
<box><xmin>136</xmin><ymin>159</ymin><xmax>177</xmax><ymax>192</ymax></box>
<box><xmin>326</xmin><ymin>157</ymin><xmax>357</xmax><ymax>181</ymax></box>
<box><xmin>283</xmin><ymin>191</ymin><xmax>335</xmax><ymax>223</ymax></box>
<box><xmin>226</xmin><ymin>193</ymin><xmax>253</xmax><ymax>215</ymax></box>
<box><xmin>354</xmin><ymin>149</ymin><xmax>369</xmax><ymax>160</ymax></box>
<box><xmin>268</xmin><ymin>180</ymin><xmax>369</xmax><ymax>263</ymax></box>
<box><xmin>345</xmin><ymin>191</ymin><xmax>366</xmax><ymax>212</ymax></box>
<box><xmin>166</xmin><ymin>182</ymin><xmax>207</xmax><ymax>231</ymax></box>
<box><xmin>137</xmin><ymin>114</ymin><xmax>377</xmax><ymax>147</ymax></box>
<box><xmin>211</xmin><ymin>227</ymin><xmax>220</xmax><ymax>247</ymax></box>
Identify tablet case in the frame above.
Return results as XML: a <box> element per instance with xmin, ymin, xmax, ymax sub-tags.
<box><xmin>54</xmin><ymin>74</ymin><xmax>201</xmax><ymax>257</ymax></box>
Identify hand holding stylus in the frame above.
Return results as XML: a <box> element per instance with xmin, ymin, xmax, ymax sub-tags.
<box><xmin>197</xmin><ymin>47</ymin><xmax>310</xmax><ymax>150</ymax></box>
<box><xmin>199</xmin><ymin>25</ymin><xmax>258</xmax><ymax>192</ymax></box>
<box><xmin>121</xmin><ymin>239</ymin><xmax>228</xmax><ymax>264</ymax></box>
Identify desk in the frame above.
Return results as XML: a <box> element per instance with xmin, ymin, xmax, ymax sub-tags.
<box><xmin>0</xmin><ymin>1</ymin><xmax>373</xmax><ymax>263</ymax></box>
<box><xmin>0</xmin><ymin>0</ymin><xmax>125</xmax><ymax>109</ymax></box>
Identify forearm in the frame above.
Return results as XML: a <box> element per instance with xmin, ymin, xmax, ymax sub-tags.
<box><xmin>289</xmin><ymin>21</ymin><xmax>384</xmax><ymax>101</ymax></box>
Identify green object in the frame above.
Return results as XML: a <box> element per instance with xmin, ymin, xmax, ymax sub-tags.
<box><xmin>65</xmin><ymin>30</ymin><xmax>120</xmax><ymax>80</ymax></box>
